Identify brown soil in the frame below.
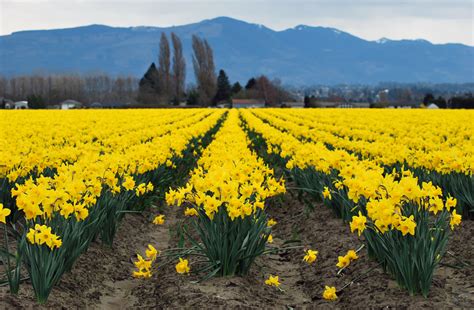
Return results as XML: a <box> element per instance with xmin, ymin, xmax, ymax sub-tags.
<box><xmin>272</xmin><ymin>192</ymin><xmax>474</xmax><ymax>309</ymax></box>
<box><xmin>1</xmin><ymin>192</ymin><xmax>473</xmax><ymax>309</ymax></box>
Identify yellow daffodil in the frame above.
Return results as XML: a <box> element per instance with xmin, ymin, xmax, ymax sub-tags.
<box><xmin>350</xmin><ymin>212</ymin><xmax>367</xmax><ymax>236</ymax></box>
<box><xmin>267</xmin><ymin>234</ymin><xmax>273</xmax><ymax>243</ymax></box>
<box><xmin>264</xmin><ymin>275</ymin><xmax>280</xmax><ymax>287</ymax></box>
<box><xmin>450</xmin><ymin>210</ymin><xmax>462</xmax><ymax>230</ymax></box>
<box><xmin>445</xmin><ymin>197</ymin><xmax>457</xmax><ymax>209</ymax></box>
<box><xmin>323</xmin><ymin>285</ymin><xmax>337</xmax><ymax>301</ymax></box>
<box><xmin>133</xmin><ymin>269</ymin><xmax>152</xmax><ymax>278</ymax></box>
<box><xmin>322</xmin><ymin>187</ymin><xmax>332</xmax><ymax>200</ymax></box>
<box><xmin>346</xmin><ymin>249</ymin><xmax>358</xmax><ymax>261</ymax></box>
<box><xmin>398</xmin><ymin>215</ymin><xmax>417</xmax><ymax>236</ymax></box>
<box><xmin>184</xmin><ymin>207</ymin><xmax>198</xmax><ymax>217</ymax></box>
<box><xmin>153</xmin><ymin>215</ymin><xmax>165</xmax><ymax>225</ymax></box>
<box><xmin>134</xmin><ymin>254</ymin><xmax>152</xmax><ymax>271</ymax></box>
<box><xmin>122</xmin><ymin>176</ymin><xmax>136</xmax><ymax>191</ymax></box>
<box><xmin>0</xmin><ymin>203</ymin><xmax>11</xmax><ymax>223</ymax></box>
<box><xmin>336</xmin><ymin>255</ymin><xmax>351</xmax><ymax>269</ymax></box>
<box><xmin>26</xmin><ymin>224</ymin><xmax>61</xmax><ymax>250</ymax></box>
<box><xmin>303</xmin><ymin>249</ymin><xmax>318</xmax><ymax>264</ymax></box>
<box><xmin>145</xmin><ymin>244</ymin><xmax>158</xmax><ymax>261</ymax></box>
<box><xmin>267</xmin><ymin>218</ymin><xmax>277</xmax><ymax>227</ymax></box>
<box><xmin>175</xmin><ymin>257</ymin><xmax>190</xmax><ymax>274</ymax></box>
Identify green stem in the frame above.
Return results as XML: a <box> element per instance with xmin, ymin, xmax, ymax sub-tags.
<box><xmin>262</xmin><ymin>245</ymin><xmax>305</xmax><ymax>255</ymax></box>
<box><xmin>3</xmin><ymin>226</ymin><xmax>12</xmax><ymax>285</ymax></box>
<box><xmin>0</xmin><ymin>276</ymin><xmax>29</xmax><ymax>287</ymax></box>
<box><xmin>446</xmin><ymin>251</ymin><xmax>470</xmax><ymax>267</ymax></box>
<box><xmin>287</xmin><ymin>186</ymin><xmax>320</xmax><ymax>193</ymax></box>
<box><xmin>337</xmin><ymin>244</ymin><xmax>365</xmax><ymax>275</ymax></box>
<box><xmin>338</xmin><ymin>262</ymin><xmax>382</xmax><ymax>292</ymax></box>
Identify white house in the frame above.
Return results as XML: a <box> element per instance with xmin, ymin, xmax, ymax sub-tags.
<box><xmin>60</xmin><ymin>99</ymin><xmax>82</xmax><ymax>110</ymax></box>
<box><xmin>427</xmin><ymin>103</ymin><xmax>440</xmax><ymax>109</ymax></box>
<box><xmin>14</xmin><ymin>101</ymin><xmax>28</xmax><ymax>109</ymax></box>
<box><xmin>1</xmin><ymin>98</ymin><xmax>14</xmax><ymax>109</ymax></box>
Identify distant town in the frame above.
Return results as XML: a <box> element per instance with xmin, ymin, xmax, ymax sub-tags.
<box><xmin>2</xmin><ymin>76</ymin><xmax>473</xmax><ymax>110</ymax></box>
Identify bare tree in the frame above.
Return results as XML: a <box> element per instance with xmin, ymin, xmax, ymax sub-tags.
<box><xmin>192</xmin><ymin>35</ymin><xmax>216</xmax><ymax>106</ymax></box>
<box><xmin>0</xmin><ymin>77</ymin><xmax>7</xmax><ymax>98</ymax></box>
<box><xmin>158</xmin><ymin>32</ymin><xmax>171</xmax><ymax>103</ymax></box>
<box><xmin>232</xmin><ymin>75</ymin><xmax>293</xmax><ymax>106</ymax></box>
<box><xmin>171</xmin><ymin>32</ymin><xmax>186</xmax><ymax>105</ymax></box>
<box><xmin>255</xmin><ymin>75</ymin><xmax>293</xmax><ymax>106</ymax></box>
<box><xmin>0</xmin><ymin>74</ymin><xmax>139</xmax><ymax>106</ymax></box>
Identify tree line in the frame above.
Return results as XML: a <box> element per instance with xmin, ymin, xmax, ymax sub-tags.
<box><xmin>423</xmin><ymin>93</ymin><xmax>474</xmax><ymax>109</ymax></box>
<box><xmin>0</xmin><ymin>74</ymin><xmax>138</xmax><ymax>107</ymax></box>
<box><xmin>0</xmin><ymin>32</ymin><xmax>295</xmax><ymax>108</ymax></box>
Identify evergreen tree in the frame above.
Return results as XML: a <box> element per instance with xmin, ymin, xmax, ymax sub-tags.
<box><xmin>436</xmin><ymin>96</ymin><xmax>447</xmax><ymax>108</ymax></box>
<box><xmin>186</xmin><ymin>87</ymin><xmax>200</xmax><ymax>106</ymax></box>
<box><xmin>214</xmin><ymin>69</ymin><xmax>232</xmax><ymax>103</ymax></box>
<box><xmin>231</xmin><ymin>82</ymin><xmax>242</xmax><ymax>94</ymax></box>
<box><xmin>139</xmin><ymin>63</ymin><xmax>159</xmax><ymax>90</ymax></box>
<box><xmin>137</xmin><ymin>63</ymin><xmax>160</xmax><ymax>104</ymax></box>
<box><xmin>245</xmin><ymin>78</ymin><xmax>256</xmax><ymax>90</ymax></box>
<box><xmin>304</xmin><ymin>95</ymin><xmax>310</xmax><ymax>107</ymax></box>
<box><xmin>423</xmin><ymin>93</ymin><xmax>434</xmax><ymax>105</ymax></box>
<box><xmin>27</xmin><ymin>94</ymin><xmax>46</xmax><ymax>109</ymax></box>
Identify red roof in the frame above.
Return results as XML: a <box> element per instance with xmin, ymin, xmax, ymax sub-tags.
<box><xmin>232</xmin><ymin>99</ymin><xmax>265</xmax><ymax>105</ymax></box>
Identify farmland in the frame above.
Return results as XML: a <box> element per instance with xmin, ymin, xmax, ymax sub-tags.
<box><xmin>1</xmin><ymin>109</ymin><xmax>473</xmax><ymax>308</ymax></box>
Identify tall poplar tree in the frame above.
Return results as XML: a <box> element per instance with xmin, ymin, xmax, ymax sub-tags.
<box><xmin>158</xmin><ymin>33</ymin><xmax>171</xmax><ymax>102</ymax></box>
<box><xmin>171</xmin><ymin>32</ymin><xmax>186</xmax><ymax>105</ymax></box>
<box><xmin>192</xmin><ymin>35</ymin><xmax>216</xmax><ymax>106</ymax></box>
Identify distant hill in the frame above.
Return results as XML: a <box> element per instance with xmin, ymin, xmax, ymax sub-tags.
<box><xmin>1</xmin><ymin>16</ymin><xmax>473</xmax><ymax>85</ymax></box>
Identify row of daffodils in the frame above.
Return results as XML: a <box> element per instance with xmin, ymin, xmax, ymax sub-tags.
<box><xmin>136</xmin><ymin>111</ymin><xmax>326</xmax><ymax>297</ymax></box>
<box><xmin>164</xmin><ymin>109</ymin><xmax>287</xmax><ymax>277</ymax></box>
<box><xmin>255</xmin><ymin>108</ymin><xmax>474</xmax><ymax>216</ymax></box>
<box><xmin>263</xmin><ymin>108</ymin><xmax>473</xmax><ymax>175</ymax></box>
<box><xmin>242</xmin><ymin>109</ymin><xmax>466</xmax><ymax>297</ymax></box>
<box><xmin>0</xmin><ymin>109</ymin><xmax>224</xmax><ymax>303</ymax></box>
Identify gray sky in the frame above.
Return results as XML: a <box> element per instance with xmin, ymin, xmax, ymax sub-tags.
<box><xmin>1</xmin><ymin>0</ymin><xmax>473</xmax><ymax>45</ymax></box>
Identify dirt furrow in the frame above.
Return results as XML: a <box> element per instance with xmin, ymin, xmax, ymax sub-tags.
<box><xmin>2</xmin><ymin>191</ymin><xmax>472</xmax><ymax>308</ymax></box>
<box><xmin>97</xmin><ymin>204</ymin><xmax>178</xmax><ymax>309</ymax></box>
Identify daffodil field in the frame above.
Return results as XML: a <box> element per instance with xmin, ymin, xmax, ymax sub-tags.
<box><xmin>242</xmin><ymin>109</ymin><xmax>470</xmax><ymax>296</ymax></box>
<box><xmin>1</xmin><ymin>109</ymin><xmax>225</xmax><ymax>302</ymax></box>
<box><xmin>1</xmin><ymin>108</ymin><xmax>472</xmax><ymax>306</ymax></box>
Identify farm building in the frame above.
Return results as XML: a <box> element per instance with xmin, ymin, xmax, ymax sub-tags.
<box><xmin>61</xmin><ymin>100</ymin><xmax>83</xmax><ymax>110</ymax></box>
<box><xmin>1</xmin><ymin>98</ymin><xmax>14</xmax><ymax>109</ymax></box>
<box><xmin>14</xmin><ymin>101</ymin><xmax>28</xmax><ymax>109</ymax></box>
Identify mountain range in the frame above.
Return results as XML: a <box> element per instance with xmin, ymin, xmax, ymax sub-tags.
<box><xmin>0</xmin><ymin>17</ymin><xmax>473</xmax><ymax>85</ymax></box>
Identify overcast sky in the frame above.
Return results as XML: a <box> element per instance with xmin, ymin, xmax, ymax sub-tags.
<box><xmin>1</xmin><ymin>0</ymin><xmax>473</xmax><ymax>45</ymax></box>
